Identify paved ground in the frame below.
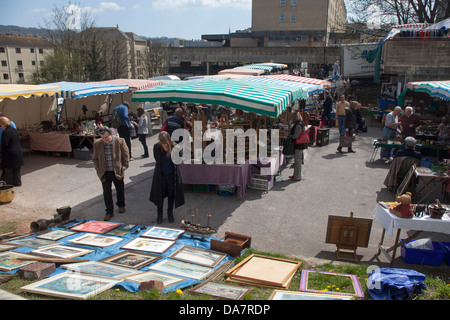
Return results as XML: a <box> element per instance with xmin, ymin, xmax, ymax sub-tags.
<box><xmin>1</xmin><ymin>119</ymin><xmax>449</xmax><ymax>300</ymax></box>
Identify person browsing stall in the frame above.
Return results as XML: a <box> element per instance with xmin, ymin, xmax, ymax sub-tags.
<box><xmin>288</xmin><ymin>112</ymin><xmax>307</xmax><ymax>181</ymax></box>
<box><xmin>92</xmin><ymin>126</ymin><xmax>129</xmax><ymax>221</ymax></box>
<box><xmin>393</xmin><ymin>136</ymin><xmax>422</xmax><ymax>161</ymax></box>
<box><xmin>399</xmin><ymin>106</ymin><xmax>421</xmax><ymax>139</ymax></box>
<box><xmin>149</xmin><ymin>131</ymin><xmax>185</xmax><ymax>224</ymax></box>
<box><xmin>114</xmin><ymin>102</ymin><xmax>134</xmax><ymax>160</ymax></box>
<box><xmin>336</xmin><ymin>94</ymin><xmax>349</xmax><ymax>137</ymax></box>
<box><xmin>0</xmin><ymin>116</ymin><xmax>23</xmax><ymax>186</ymax></box>
<box><xmin>380</xmin><ymin>106</ymin><xmax>402</xmax><ymax>160</ymax></box>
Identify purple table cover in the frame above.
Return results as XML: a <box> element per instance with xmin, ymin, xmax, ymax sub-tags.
<box><xmin>179</xmin><ymin>162</ymin><xmax>252</xmax><ymax>198</ymax></box>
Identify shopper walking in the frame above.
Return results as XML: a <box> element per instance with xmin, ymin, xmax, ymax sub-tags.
<box><xmin>92</xmin><ymin>126</ymin><xmax>130</xmax><ymax>221</ymax></box>
<box><xmin>114</xmin><ymin>102</ymin><xmax>134</xmax><ymax>160</ymax></box>
<box><xmin>336</xmin><ymin>94</ymin><xmax>349</xmax><ymax>137</ymax></box>
<box><xmin>337</xmin><ymin>101</ymin><xmax>357</xmax><ymax>153</ymax></box>
<box><xmin>0</xmin><ymin>117</ymin><xmax>23</xmax><ymax>186</ymax></box>
<box><xmin>149</xmin><ymin>131</ymin><xmax>185</xmax><ymax>224</ymax></box>
<box><xmin>321</xmin><ymin>91</ymin><xmax>333</xmax><ymax>128</ymax></box>
<box><xmin>288</xmin><ymin>112</ymin><xmax>307</xmax><ymax>181</ymax></box>
<box><xmin>133</xmin><ymin>107</ymin><xmax>149</xmax><ymax>158</ymax></box>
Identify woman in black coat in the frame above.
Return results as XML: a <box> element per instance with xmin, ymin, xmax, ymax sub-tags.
<box><xmin>149</xmin><ymin>131</ymin><xmax>185</xmax><ymax>224</ymax></box>
<box><xmin>0</xmin><ymin>117</ymin><xmax>23</xmax><ymax>186</ymax></box>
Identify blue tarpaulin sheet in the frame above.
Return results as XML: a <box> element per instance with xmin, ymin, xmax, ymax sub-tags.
<box><xmin>3</xmin><ymin>220</ymin><xmax>235</xmax><ymax>294</ymax></box>
<box><xmin>367</xmin><ymin>268</ymin><xmax>427</xmax><ymax>300</ymax></box>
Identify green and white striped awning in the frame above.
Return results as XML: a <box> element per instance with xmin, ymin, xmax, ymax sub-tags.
<box><xmin>235</xmin><ymin>64</ymin><xmax>274</xmax><ymax>73</ymax></box>
<box><xmin>406</xmin><ymin>80</ymin><xmax>450</xmax><ymax>100</ymax></box>
<box><xmin>132</xmin><ymin>79</ymin><xmax>299</xmax><ymax>117</ymax></box>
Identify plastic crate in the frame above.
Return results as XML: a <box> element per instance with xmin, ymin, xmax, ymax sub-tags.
<box><xmin>401</xmin><ymin>239</ymin><xmax>446</xmax><ymax>266</ymax></box>
<box><xmin>441</xmin><ymin>242</ymin><xmax>450</xmax><ymax>266</ymax></box>
<box><xmin>193</xmin><ymin>184</ymin><xmax>212</xmax><ymax>193</ymax></box>
<box><xmin>249</xmin><ymin>174</ymin><xmax>273</xmax><ymax>191</ymax></box>
<box><xmin>73</xmin><ymin>148</ymin><xmax>92</xmax><ymax>160</ymax></box>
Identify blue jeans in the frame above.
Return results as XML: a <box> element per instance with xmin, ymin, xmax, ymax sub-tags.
<box><xmin>337</xmin><ymin>115</ymin><xmax>346</xmax><ymax>136</ymax></box>
<box><xmin>380</xmin><ymin>126</ymin><xmax>397</xmax><ymax>158</ymax></box>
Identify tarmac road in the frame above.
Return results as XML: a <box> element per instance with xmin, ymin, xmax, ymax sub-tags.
<box><xmin>1</xmin><ymin>120</ymin><xmax>450</xmax><ymax>276</ymax></box>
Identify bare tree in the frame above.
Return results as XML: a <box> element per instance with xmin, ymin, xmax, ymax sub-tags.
<box><xmin>145</xmin><ymin>41</ymin><xmax>168</xmax><ymax>78</ymax></box>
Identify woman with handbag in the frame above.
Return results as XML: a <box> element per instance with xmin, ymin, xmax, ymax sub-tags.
<box><xmin>337</xmin><ymin>101</ymin><xmax>357</xmax><ymax>153</ymax></box>
<box><xmin>288</xmin><ymin>112</ymin><xmax>308</xmax><ymax>181</ymax></box>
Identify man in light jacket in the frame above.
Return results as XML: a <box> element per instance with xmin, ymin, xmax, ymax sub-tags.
<box><xmin>92</xmin><ymin>126</ymin><xmax>130</xmax><ymax>221</ymax></box>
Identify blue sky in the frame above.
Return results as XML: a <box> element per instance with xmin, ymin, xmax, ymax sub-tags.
<box><xmin>0</xmin><ymin>0</ymin><xmax>253</xmax><ymax>40</ymax></box>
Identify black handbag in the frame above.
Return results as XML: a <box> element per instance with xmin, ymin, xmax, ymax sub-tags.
<box><xmin>282</xmin><ymin>138</ymin><xmax>295</xmax><ymax>155</ymax></box>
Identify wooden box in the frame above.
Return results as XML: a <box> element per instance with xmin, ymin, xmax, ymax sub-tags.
<box><xmin>210</xmin><ymin>232</ymin><xmax>251</xmax><ymax>257</ymax></box>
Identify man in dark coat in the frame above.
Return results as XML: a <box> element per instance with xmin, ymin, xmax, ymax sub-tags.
<box><xmin>322</xmin><ymin>91</ymin><xmax>333</xmax><ymax>128</ymax></box>
<box><xmin>0</xmin><ymin>117</ymin><xmax>23</xmax><ymax>186</ymax></box>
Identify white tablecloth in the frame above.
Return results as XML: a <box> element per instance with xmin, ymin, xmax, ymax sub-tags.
<box><xmin>372</xmin><ymin>204</ymin><xmax>450</xmax><ymax>237</ymax></box>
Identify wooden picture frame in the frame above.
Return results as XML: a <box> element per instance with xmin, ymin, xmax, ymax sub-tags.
<box><xmin>148</xmin><ymin>259</ymin><xmax>214</xmax><ymax>280</ymax></box>
<box><xmin>61</xmin><ymin>261</ymin><xmax>142</xmax><ymax>280</ymax></box>
<box><xmin>20</xmin><ymin>272</ymin><xmax>119</xmax><ymax>300</ymax></box>
<box><xmin>7</xmin><ymin>237</ymin><xmax>60</xmax><ymax>249</ymax></box>
<box><xmin>299</xmin><ymin>269</ymin><xmax>364</xmax><ymax>298</ymax></box>
<box><xmin>269</xmin><ymin>289</ymin><xmax>354</xmax><ymax>300</ymax></box>
<box><xmin>69</xmin><ymin>234</ymin><xmax>123</xmax><ymax>248</ymax></box>
<box><xmin>169</xmin><ymin>245</ymin><xmax>226</xmax><ymax>268</ymax></box>
<box><xmin>30</xmin><ymin>245</ymin><xmax>94</xmax><ymax>259</ymax></box>
<box><xmin>70</xmin><ymin>221</ymin><xmax>122</xmax><ymax>234</ymax></box>
<box><xmin>0</xmin><ymin>251</ymin><xmax>37</xmax><ymax>271</ymax></box>
<box><xmin>325</xmin><ymin>214</ymin><xmax>373</xmax><ymax>248</ymax></box>
<box><xmin>105</xmin><ymin>224</ymin><xmax>136</xmax><ymax>237</ymax></box>
<box><xmin>121</xmin><ymin>237</ymin><xmax>175</xmax><ymax>254</ymax></box>
<box><xmin>396</xmin><ymin>163</ymin><xmax>417</xmax><ymax>196</ymax></box>
<box><xmin>225</xmin><ymin>254</ymin><xmax>302</xmax><ymax>289</ymax></box>
<box><xmin>36</xmin><ymin>230</ymin><xmax>76</xmax><ymax>241</ymax></box>
<box><xmin>0</xmin><ymin>244</ymin><xmax>20</xmax><ymax>252</ymax></box>
<box><xmin>125</xmin><ymin>270</ymin><xmax>186</xmax><ymax>288</ymax></box>
<box><xmin>141</xmin><ymin>226</ymin><xmax>184</xmax><ymax>241</ymax></box>
<box><xmin>189</xmin><ymin>281</ymin><xmax>251</xmax><ymax>300</ymax></box>
<box><xmin>100</xmin><ymin>251</ymin><xmax>162</xmax><ymax>269</ymax></box>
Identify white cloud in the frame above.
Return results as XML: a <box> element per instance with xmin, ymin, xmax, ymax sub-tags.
<box><xmin>90</xmin><ymin>2</ymin><xmax>126</xmax><ymax>13</ymax></box>
<box><xmin>152</xmin><ymin>0</ymin><xmax>251</xmax><ymax>11</ymax></box>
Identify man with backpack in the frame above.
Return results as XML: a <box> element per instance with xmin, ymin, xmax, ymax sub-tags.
<box><xmin>112</xmin><ymin>102</ymin><xmax>134</xmax><ymax>160</ymax></box>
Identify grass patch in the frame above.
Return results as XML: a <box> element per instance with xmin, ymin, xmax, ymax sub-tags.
<box><xmin>1</xmin><ymin>248</ymin><xmax>448</xmax><ymax>300</ymax></box>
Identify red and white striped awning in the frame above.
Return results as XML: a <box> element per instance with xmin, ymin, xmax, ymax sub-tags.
<box><xmin>265</xmin><ymin>74</ymin><xmax>331</xmax><ymax>88</ymax></box>
<box><xmin>97</xmin><ymin>79</ymin><xmax>165</xmax><ymax>92</ymax></box>
<box><xmin>390</xmin><ymin>23</ymin><xmax>430</xmax><ymax>30</ymax></box>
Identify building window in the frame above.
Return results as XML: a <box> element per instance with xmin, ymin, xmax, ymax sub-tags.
<box><xmin>313</xmin><ymin>36</ymin><xmax>323</xmax><ymax>42</ymax></box>
<box><xmin>3</xmin><ymin>73</ymin><xmax>9</xmax><ymax>80</ymax></box>
<box><xmin>280</xmin><ymin>0</ymin><xmax>286</xmax><ymax>6</ymax></box>
<box><xmin>32</xmin><ymin>61</ymin><xmax>36</xmax><ymax>66</ymax></box>
<box><xmin>280</xmin><ymin>14</ymin><xmax>286</xmax><ymax>22</ymax></box>
<box><xmin>291</xmin><ymin>0</ymin><xmax>297</xmax><ymax>5</ymax></box>
<box><xmin>15</xmin><ymin>48</ymin><xmax>21</xmax><ymax>54</ymax></box>
<box><xmin>0</xmin><ymin>47</ymin><xmax>5</xmax><ymax>53</ymax></box>
<box><xmin>291</xmin><ymin>14</ymin><xmax>296</xmax><ymax>22</ymax></box>
<box><xmin>1</xmin><ymin>61</ymin><xmax>6</xmax><ymax>67</ymax></box>
<box><xmin>18</xmin><ymin>73</ymin><xmax>24</xmax><ymax>78</ymax></box>
<box><xmin>39</xmin><ymin>48</ymin><xmax>44</xmax><ymax>54</ymax></box>
<box><xmin>40</xmin><ymin>61</ymin><xmax>45</xmax><ymax>67</ymax></box>
<box><xmin>17</xmin><ymin>60</ymin><xmax>23</xmax><ymax>69</ymax></box>
<box><xmin>30</xmin><ymin>48</ymin><xmax>35</xmax><ymax>53</ymax></box>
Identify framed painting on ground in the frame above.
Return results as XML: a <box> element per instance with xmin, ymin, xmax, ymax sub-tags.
<box><xmin>125</xmin><ymin>270</ymin><xmax>186</xmax><ymax>288</ymax></box>
<box><xmin>299</xmin><ymin>269</ymin><xmax>364</xmax><ymax>298</ymax></box>
<box><xmin>61</xmin><ymin>261</ymin><xmax>142</xmax><ymax>279</ymax></box>
<box><xmin>69</xmin><ymin>234</ymin><xmax>122</xmax><ymax>248</ymax></box>
<box><xmin>189</xmin><ymin>281</ymin><xmax>251</xmax><ymax>300</ymax></box>
<box><xmin>30</xmin><ymin>245</ymin><xmax>94</xmax><ymax>259</ymax></box>
<box><xmin>141</xmin><ymin>226</ymin><xmax>184</xmax><ymax>241</ymax></box>
<box><xmin>0</xmin><ymin>251</ymin><xmax>37</xmax><ymax>271</ymax></box>
<box><xmin>7</xmin><ymin>237</ymin><xmax>60</xmax><ymax>249</ymax></box>
<box><xmin>105</xmin><ymin>224</ymin><xmax>136</xmax><ymax>237</ymax></box>
<box><xmin>36</xmin><ymin>230</ymin><xmax>76</xmax><ymax>241</ymax></box>
<box><xmin>148</xmin><ymin>259</ymin><xmax>214</xmax><ymax>280</ymax></box>
<box><xmin>121</xmin><ymin>237</ymin><xmax>175</xmax><ymax>254</ymax></box>
<box><xmin>0</xmin><ymin>244</ymin><xmax>20</xmax><ymax>252</ymax></box>
<box><xmin>20</xmin><ymin>272</ymin><xmax>119</xmax><ymax>300</ymax></box>
<box><xmin>100</xmin><ymin>251</ymin><xmax>162</xmax><ymax>269</ymax></box>
<box><xmin>269</xmin><ymin>290</ymin><xmax>354</xmax><ymax>300</ymax></box>
<box><xmin>169</xmin><ymin>245</ymin><xmax>226</xmax><ymax>268</ymax></box>
<box><xmin>70</xmin><ymin>221</ymin><xmax>122</xmax><ymax>234</ymax></box>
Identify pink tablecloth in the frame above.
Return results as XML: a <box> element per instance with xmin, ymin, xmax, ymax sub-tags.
<box><xmin>179</xmin><ymin>162</ymin><xmax>252</xmax><ymax>198</ymax></box>
<box><xmin>29</xmin><ymin>132</ymin><xmax>72</xmax><ymax>152</ymax></box>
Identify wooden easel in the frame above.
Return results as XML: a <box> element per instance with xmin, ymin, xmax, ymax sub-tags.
<box><xmin>335</xmin><ymin>212</ymin><xmax>360</xmax><ymax>263</ymax></box>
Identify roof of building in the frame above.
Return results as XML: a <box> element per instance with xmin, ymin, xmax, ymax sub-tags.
<box><xmin>0</xmin><ymin>34</ymin><xmax>54</xmax><ymax>48</ymax></box>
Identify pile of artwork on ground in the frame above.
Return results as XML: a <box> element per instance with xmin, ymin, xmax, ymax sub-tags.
<box><xmin>0</xmin><ymin>218</ymin><xmax>368</xmax><ymax>300</ymax></box>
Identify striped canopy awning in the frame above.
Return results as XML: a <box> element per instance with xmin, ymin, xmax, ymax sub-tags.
<box><xmin>43</xmin><ymin>81</ymin><xmax>129</xmax><ymax>99</ymax></box>
<box><xmin>265</xmin><ymin>74</ymin><xmax>331</xmax><ymax>88</ymax></box>
<box><xmin>235</xmin><ymin>64</ymin><xmax>274</xmax><ymax>73</ymax></box>
<box><xmin>97</xmin><ymin>79</ymin><xmax>165</xmax><ymax>92</ymax></box>
<box><xmin>0</xmin><ymin>84</ymin><xmax>61</xmax><ymax>102</ymax></box>
<box><xmin>238</xmin><ymin>77</ymin><xmax>323</xmax><ymax>99</ymax></box>
<box><xmin>406</xmin><ymin>80</ymin><xmax>450</xmax><ymax>100</ymax></box>
<box><xmin>131</xmin><ymin>79</ymin><xmax>297</xmax><ymax>118</ymax></box>
<box><xmin>218</xmin><ymin>68</ymin><xmax>264</xmax><ymax>76</ymax></box>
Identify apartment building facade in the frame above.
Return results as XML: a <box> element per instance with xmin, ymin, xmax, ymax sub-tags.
<box><xmin>0</xmin><ymin>34</ymin><xmax>54</xmax><ymax>84</ymax></box>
